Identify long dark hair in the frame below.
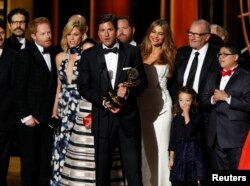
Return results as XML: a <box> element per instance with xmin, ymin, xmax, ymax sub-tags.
<box><xmin>173</xmin><ymin>86</ymin><xmax>198</xmax><ymax>115</ymax></box>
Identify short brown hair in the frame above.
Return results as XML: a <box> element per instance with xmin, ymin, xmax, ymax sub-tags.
<box><xmin>29</xmin><ymin>17</ymin><xmax>51</xmax><ymax>34</ymax></box>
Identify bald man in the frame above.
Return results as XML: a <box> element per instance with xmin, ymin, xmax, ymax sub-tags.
<box><xmin>68</xmin><ymin>14</ymin><xmax>88</xmax><ymax>34</ymax></box>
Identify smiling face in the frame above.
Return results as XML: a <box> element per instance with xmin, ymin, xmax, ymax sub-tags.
<box><xmin>188</xmin><ymin>22</ymin><xmax>210</xmax><ymax>50</ymax></box>
<box><xmin>149</xmin><ymin>25</ymin><xmax>164</xmax><ymax>47</ymax></box>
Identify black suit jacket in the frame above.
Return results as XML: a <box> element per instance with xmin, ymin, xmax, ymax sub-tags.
<box><xmin>171</xmin><ymin>44</ymin><xmax>220</xmax><ymax>100</ymax></box>
<box><xmin>4</xmin><ymin>35</ymin><xmax>31</xmax><ymax>52</ymax></box>
<box><xmin>77</xmin><ymin>43</ymin><xmax>148</xmax><ymax>138</ymax></box>
<box><xmin>12</xmin><ymin>43</ymin><xmax>57</xmax><ymax>124</ymax></box>
<box><xmin>0</xmin><ymin>48</ymin><xmax>17</xmax><ymax>131</ymax></box>
<box><xmin>200</xmin><ymin>67</ymin><xmax>250</xmax><ymax>148</ymax></box>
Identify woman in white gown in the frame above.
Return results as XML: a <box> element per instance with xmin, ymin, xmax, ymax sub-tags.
<box><xmin>138</xmin><ymin>19</ymin><xmax>177</xmax><ymax>186</ymax></box>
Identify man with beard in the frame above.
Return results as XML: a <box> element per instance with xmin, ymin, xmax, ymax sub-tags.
<box><xmin>4</xmin><ymin>8</ymin><xmax>31</xmax><ymax>51</ymax></box>
<box><xmin>117</xmin><ymin>16</ymin><xmax>138</xmax><ymax>47</ymax></box>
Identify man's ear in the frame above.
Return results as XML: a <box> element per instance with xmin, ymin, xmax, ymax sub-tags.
<box><xmin>31</xmin><ymin>33</ymin><xmax>36</xmax><ymax>41</ymax></box>
<box><xmin>8</xmin><ymin>23</ymin><xmax>11</xmax><ymax>30</ymax></box>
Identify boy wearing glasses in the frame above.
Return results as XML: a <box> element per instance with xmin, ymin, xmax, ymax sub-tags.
<box><xmin>201</xmin><ymin>43</ymin><xmax>250</xmax><ymax>170</ymax></box>
<box><xmin>4</xmin><ymin>8</ymin><xmax>31</xmax><ymax>51</ymax></box>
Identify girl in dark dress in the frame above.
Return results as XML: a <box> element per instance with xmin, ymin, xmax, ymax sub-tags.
<box><xmin>168</xmin><ymin>87</ymin><xmax>206</xmax><ymax>186</ymax></box>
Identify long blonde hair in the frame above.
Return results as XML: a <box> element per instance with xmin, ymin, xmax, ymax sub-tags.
<box><xmin>140</xmin><ymin>19</ymin><xmax>176</xmax><ymax>78</ymax></box>
<box><xmin>60</xmin><ymin>19</ymin><xmax>87</xmax><ymax>52</ymax></box>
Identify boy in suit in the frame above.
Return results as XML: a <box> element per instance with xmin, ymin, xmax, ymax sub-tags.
<box><xmin>201</xmin><ymin>43</ymin><xmax>250</xmax><ymax>169</ymax></box>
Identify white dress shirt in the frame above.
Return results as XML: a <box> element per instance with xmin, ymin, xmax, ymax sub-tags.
<box><xmin>18</xmin><ymin>37</ymin><xmax>26</xmax><ymax>49</ymax></box>
<box><xmin>103</xmin><ymin>43</ymin><xmax>119</xmax><ymax>89</ymax></box>
<box><xmin>183</xmin><ymin>43</ymin><xmax>209</xmax><ymax>93</ymax></box>
<box><xmin>35</xmin><ymin>43</ymin><xmax>51</xmax><ymax>71</ymax></box>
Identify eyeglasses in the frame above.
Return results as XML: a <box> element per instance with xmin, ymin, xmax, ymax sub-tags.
<box><xmin>217</xmin><ymin>53</ymin><xmax>235</xmax><ymax>58</ymax></box>
<box><xmin>187</xmin><ymin>31</ymin><xmax>209</xmax><ymax>38</ymax></box>
<box><xmin>11</xmin><ymin>20</ymin><xmax>26</xmax><ymax>25</ymax></box>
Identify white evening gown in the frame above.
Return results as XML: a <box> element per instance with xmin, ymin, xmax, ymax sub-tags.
<box><xmin>138</xmin><ymin>64</ymin><xmax>172</xmax><ymax>186</ymax></box>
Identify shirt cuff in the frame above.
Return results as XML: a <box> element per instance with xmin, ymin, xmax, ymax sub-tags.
<box><xmin>21</xmin><ymin>115</ymin><xmax>32</xmax><ymax>123</ymax></box>
<box><xmin>226</xmin><ymin>96</ymin><xmax>231</xmax><ymax>104</ymax></box>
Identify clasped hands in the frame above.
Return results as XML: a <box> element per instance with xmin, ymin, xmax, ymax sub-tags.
<box><xmin>104</xmin><ymin>83</ymin><xmax>128</xmax><ymax>113</ymax></box>
<box><xmin>212</xmin><ymin>89</ymin><xmax>229</xmax><ymax>103</ymax></box>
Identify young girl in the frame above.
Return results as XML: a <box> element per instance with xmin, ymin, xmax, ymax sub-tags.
<box><xmin>168</xmin><ymin>87</ymin><xmax>206</xmax><ymax>186</ymax></box>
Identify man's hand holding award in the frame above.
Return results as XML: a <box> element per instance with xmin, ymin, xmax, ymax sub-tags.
<box><xmin>103</xmin><ymin>68</ymin><xmax>142</xmax><ymax>113</ymax></box>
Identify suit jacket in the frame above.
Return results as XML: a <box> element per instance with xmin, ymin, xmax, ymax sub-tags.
<box><xmin>12</xmin><ymin>43</ymin><xmax>57</xmax><ymax>124</ymax></box>
<box><xmin>4</xmin><ymin>35</ymin><xmax>32</xmax><ymax>52</ymax></box>
<box><xmin>77</xmin><ymin>43</ymin><xmax>148</xmax><ymax>138</ymax></box>
<box><xmin>171</xmin><ymin>44</ymin><xmax>220</xmax><ymax>100</ymax></box>
<box><xmin>0</xmin><ymin>48</ymin><xmax>17</xmax><ymax>131</ymax></box>
<box><xmin>200</xmin><ymin>67</ymin><xmax>250</xmax><ymax>148</ymax></box>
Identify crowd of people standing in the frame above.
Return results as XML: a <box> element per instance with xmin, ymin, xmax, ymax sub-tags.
<box><xmin>0</xmin><ymin>7</ymin><xmax>250</xmax><ymax>186</ymax></box>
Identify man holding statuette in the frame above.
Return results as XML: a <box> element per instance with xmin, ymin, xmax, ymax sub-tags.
<box><xmin>77</xmin><ymin>13</ymin><xmax>147</xmax><ymax>186</ymax></box>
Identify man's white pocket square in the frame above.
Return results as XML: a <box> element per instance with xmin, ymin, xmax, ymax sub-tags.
<box><xmin>122</xmin><ymin>67</ymin><xmax>132</xmax><ymax>70</ymax></box>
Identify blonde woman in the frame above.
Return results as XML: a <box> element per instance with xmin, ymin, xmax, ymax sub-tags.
<box><xmin>50</xmin><ymin>19</ymin><xmax>95</xmax><ymax>185</ymax></box>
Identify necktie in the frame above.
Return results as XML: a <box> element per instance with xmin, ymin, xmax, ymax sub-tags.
<box><xmin>103</xmin><ymin>47</ymin><xmax>118</xmax><ymax>54</ymax></box>
<box><xmin>42</xmin><ymin>48</ymin><xmax>49</xmax><ymax>54</ymax></box>
<box><xmin>186</xmin><ymin>52</ymin><xmax>200</xmax><ymax>88</ymax></box>
<box><xmin>221</xmin><ymin>69</ymin><xmax>235</xmax><ymax>77</ymax></box>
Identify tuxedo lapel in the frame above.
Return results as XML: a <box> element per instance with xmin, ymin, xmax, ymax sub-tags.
<box><xmin>224</xmin><ymin>68</ymin><xmax>240</xmax><ymax>92</ymax></box>
<box><xmin>114</xmin><ymin>47</ymin><xmax>126</xmax><ymax>88</ymax></box>
<box><xmin>32</xmin><ymin>45</ymin><xmax>51</xmax><ymax>74</ymax></box>
<box><xmin>96</xmin><ymin>50</ymin><xmax>111</xmax><ymax>89</ymax></box>
<box><xmin>179</xmin><ymin>48</ymin><xmax>192</xmax><ymax>77</ymax></box>
<box><xmin>199</xmin><ymin>46</ymin><xmax>214</xmax><ymax>87</ymax></box>
<box><xmin>215</xmin><ymin>72</ymin><xmax>221</xmax><ymax>89</ymax></box>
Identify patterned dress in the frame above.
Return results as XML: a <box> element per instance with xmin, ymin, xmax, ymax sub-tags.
<box><xmin>51</xmin><ymin>50</ymin><xmax>125</xmax><ymax>186</ymax></box>
<box><xmin>50</xmin><ymin>51</ymin><xmax>94</xmax><ymax>185</ymax></box>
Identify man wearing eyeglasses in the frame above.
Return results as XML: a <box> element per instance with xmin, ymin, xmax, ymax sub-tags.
<box><xmin>200</xmin><ymin>43</ymin><xmax>250</xmax><ymax>170</ymax></box>
<box><xmin>171</xmin><ymin>19</ymin><xmax>220</xmax><ymax>101</ymax></box>
<box><xmin>4</xmin><ymin>8</ymin><xmax>31</xmax><ymax>51</ymax></box>
<box><xmin>170</xmin><ymin>20</ymin><xmax>220</xmax><ymax>184</ymax></box>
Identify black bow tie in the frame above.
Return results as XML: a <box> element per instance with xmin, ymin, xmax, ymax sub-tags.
<box><xmin>103</xmin><ymin>47</ymin><xmax>118</xmax><ymax>54</ymax></box>
<box><xmin>69</xmin><ymin>47</ymin><xmax>82</xmax><ymax>54</ymax></box>
<box><xmin>42</xmin><ymin>48</ymin><xmax>49</xmax><ymax>54</ymax></box>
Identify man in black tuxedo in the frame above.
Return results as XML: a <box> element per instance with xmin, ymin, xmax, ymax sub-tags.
<box><xmin>12</xmin><ymin>17</ymin><xmax>57</xmax><ymax>186</ymax></box>
<box><xmin>0</xmin><ymin>19</ymin><xmax>17</xmax><ymax>186</ymax></box>
<box><xmin>4</xmin><ymin>8</ymin><xmax>31</xmax><ymax>51</ymax></box>
<box><xmin>171</xmin><ymin>19</ymin><xmax>220</xmax><ymax>102</ymax></box>
<box><xmin>200</xmin><ymin>43</ymin><xmax>250</xmax><ymax>169</ymax></box>
<box><xmin>77</xmin><ymin>14</ymin><xmax>147</xmax><ymax>186</ymax></box>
